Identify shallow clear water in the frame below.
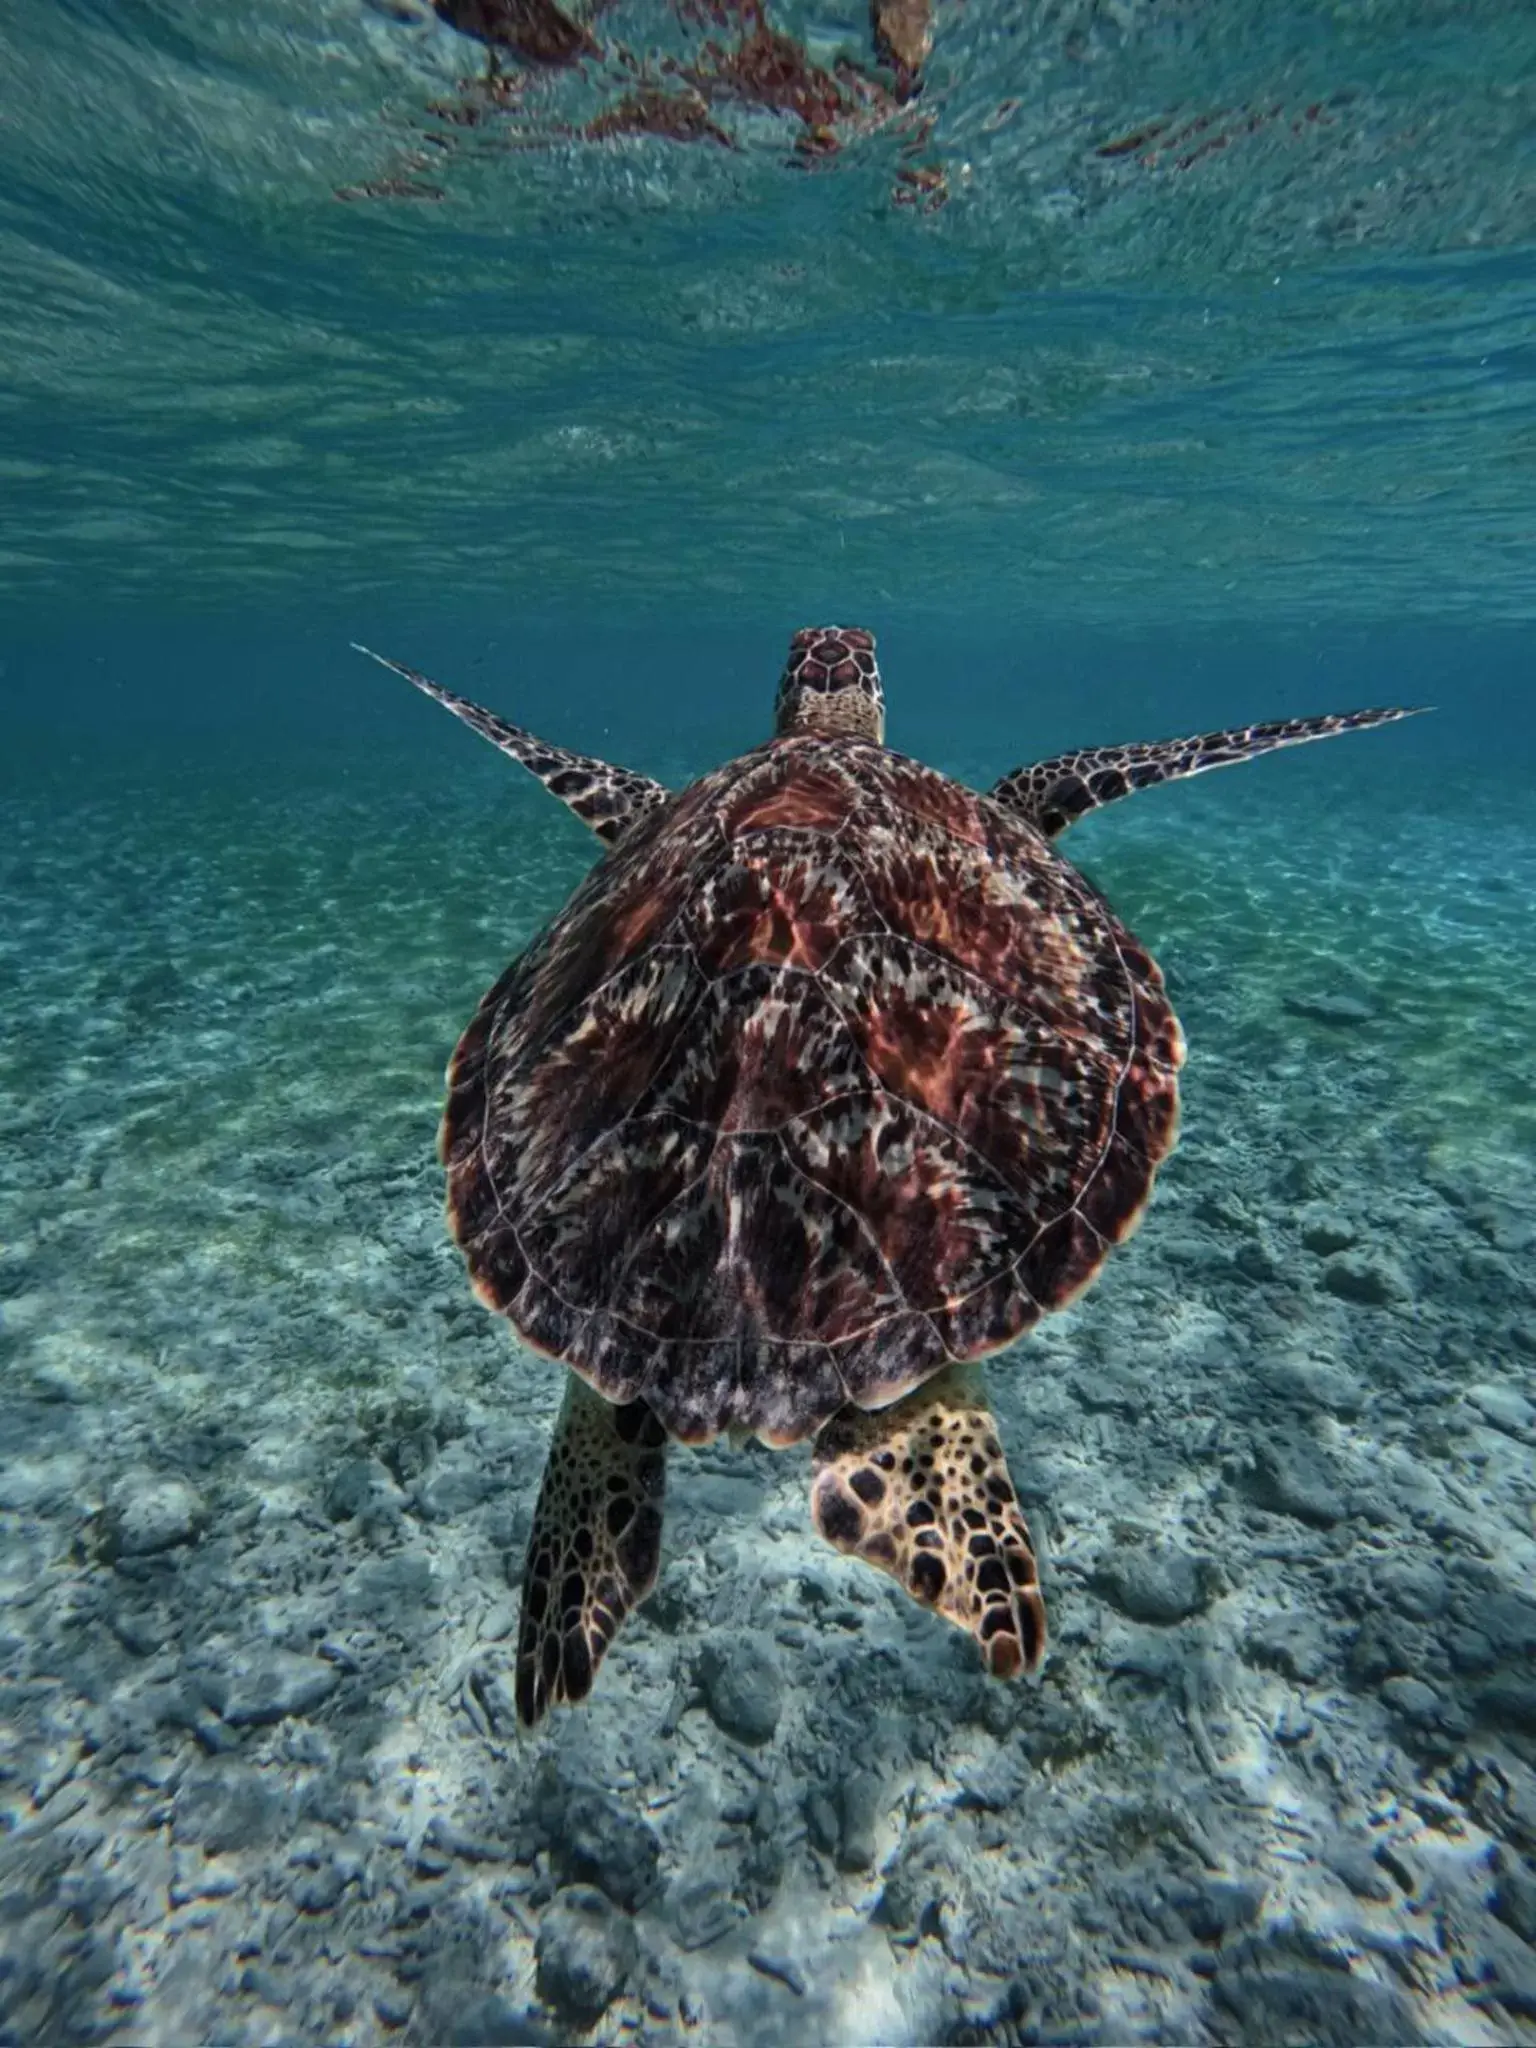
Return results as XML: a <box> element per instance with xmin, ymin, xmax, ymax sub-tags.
<box><xmin>1</xmin><ymin>4</ymin><xmax>1534</xmax><ymax>2046</ymax></box>
<box><xmin>2</xmin><ymin>0</ymin><xmax>1535</xmax><ymax>623</ymax></box>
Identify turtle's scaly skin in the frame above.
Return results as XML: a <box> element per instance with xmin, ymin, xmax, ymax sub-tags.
<box><xmin>353</xmin><ymin>645</ymin><xmax>669</xmax><ymax>844</ymax></box>
<box><xmin>442</xmin><ymin>733</ymin><xmax>1184</xmax><ymax>1448</ymax></box>
<box><xmin>776</xmin><ymin>622</ymin><xmax>886</xmax><ymax>738</ymax></box>
<box><xmin>993</xmin><ymin>706</ymin><xmax>1420</xmax><ymax>840</ymax></box>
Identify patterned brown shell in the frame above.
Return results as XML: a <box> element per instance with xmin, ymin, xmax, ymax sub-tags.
<box><xmin>441</xmin><ymin>737</ymin><xmax>1184</xmax><ymax>1446</ymax></box>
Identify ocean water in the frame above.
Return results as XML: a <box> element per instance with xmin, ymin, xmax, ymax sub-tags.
<box><xmin>2</xmin><ymin>4</ymin><xmax>1535</xmax><ymax>2045</ymax></box>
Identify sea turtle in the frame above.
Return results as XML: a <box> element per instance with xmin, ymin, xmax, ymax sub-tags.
<box><xmin>355</xmin><ymin>628</ymin><xmax>1413</xmax><ymax>1726</ymax></box>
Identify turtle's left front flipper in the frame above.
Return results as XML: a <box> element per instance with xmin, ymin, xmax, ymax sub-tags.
<box><xmin>811</xmin><ymin>1364</ymin><xmax>1046</xmax><ymax>1680</ymax></box>
<box><xmin>354</xmin><ymin>645</ymin><xmax>671</xmax><ymax>847</ymax></box>
<box><xmin>991</xmin><ymin>705</ymin><xmax>1422</xmax><ymax>839</ymax></box>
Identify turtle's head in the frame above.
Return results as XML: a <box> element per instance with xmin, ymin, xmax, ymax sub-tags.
<box><xmin>774</xmin><ymin>625</ymin><xmax>884</xmax><ymax>744</ymax></box>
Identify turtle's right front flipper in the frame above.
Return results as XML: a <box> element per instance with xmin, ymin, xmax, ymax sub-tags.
<box><xmin>991</xmin><ymin>705</ymin><xmax>1421</xmax><ymax>839</ymax></box>
<box><xmin>354</xmin><ymin>645</ymin><xmax>671</xmax><ymax>847</ymax></box>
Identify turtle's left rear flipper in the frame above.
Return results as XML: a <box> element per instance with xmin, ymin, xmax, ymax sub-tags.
<box><xmin>354</xmin><ymin>645</ymin><xmax>670</xmax><ymax>847</ymax></box>
<box><xmin>811</xmin><ymin>1364</ymin><xmax>1046</xmax><ymax>1680</ymax></box>
<box><xmin>991</xmin><ymin>705</ymin><xmax>1423</xmax><ymax>839</ymax></box>
<box><xmin>515</xmin><ymin>1377</ymin><xmax>667</xmax><ymax>1727</ymax></box>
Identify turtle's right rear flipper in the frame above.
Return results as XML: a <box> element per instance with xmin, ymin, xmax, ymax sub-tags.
<box><xmin>811</xmin><ymin>1363</ymin><xmax>1046</xmax><ymax>1681</ymax></box>
<box><xmin>353</xmin><ymin>645</ymin><xmax>670</xmax><ymax>847</ymax></box>
<box><xmin>991</xmin><ymin>705</ymin><xmax>1423</xmax><ymax>839</ymax></box>
<box><xmin>515</xmin><ymin>1376</ymin><xmax>667</xmax><ymax>1727</ymax></box>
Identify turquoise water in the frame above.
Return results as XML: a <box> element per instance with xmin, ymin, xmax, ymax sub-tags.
<box><xmin>2</xmin><ymin>5</ymin><xmax>1535</xmax><ymax>2046</ymax></box>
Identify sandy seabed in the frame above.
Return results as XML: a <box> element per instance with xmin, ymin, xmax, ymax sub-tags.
<box><xmin>1</xmin><ymin>746</ymin><xmax>1533</xmax><ymax>2047</ymax></box>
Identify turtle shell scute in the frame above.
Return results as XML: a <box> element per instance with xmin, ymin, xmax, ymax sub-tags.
<box><xmin>443</xmin><ymin>736</ymin><xmax>1183</xmax><ymax>1443</ymax></box>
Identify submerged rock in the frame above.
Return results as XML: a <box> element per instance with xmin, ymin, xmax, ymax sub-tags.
<box><xmin>1282</xmin><ymin>990</ymin><xmax>1377</xmax><ymax>1028</ymax></box>
<box><xmin>535</xmin><ymin>1886</ymin><xmax>635</xmax><ymax>2022</ymax></box>
<box><xmin>323</xmin><ymin>1456</ymin><xmax>402</xmax><ymax>1523</ymax></box>
<box><xmin>1480</xmin><ymin>1675</ymin><xmax>1536</xmax><ymax>1735</ymax></box>
<box><xmin>1327</xmin><ymin>1844</ymin><xmax>1394</xmax><ymax>1902</ymax></box>
<box><xmin>1257</xmin><ymin>1355</ymin><xmax>1366</xmax><ymax>1417</ymax></box>
<box><xmin>1241</xmin><ymin>1618</ymin><xmax>1328</xmax><ymax>1685</ymax></box>
<box><xmin>439</xmin><ymin>1992</ymin><xmax>551</xmax><ymax>2046</ymax></box>
<box><xmin>1212</xmin><ymin>1960</ymin><xmax>1421</xmax><ymax>2046</ymax></box>
<box><xmin>747</xmin><ymin>1949</ymin><xmax>807</xmax><ymax>1996</ymax></box>
<box><xmin>199</xmin><ymin>1648</ymin><xmax>340</xmax><ymax>1726</ymax></box>
<box><xmin>874</xmin><ymin>1850</ymin><xmax>942</xmax><ymax>1933</ymax></box>
<box><xmin>172</xmin><ymin>1763</ymin><xmax>288</xmax><ymax>1853</ymax></box>
<box><xmin>740</xmin><ymin>1785</ymin><xmax>785</xmax><ymax>1908</ymax></box>
<box><xmin>1492</xmin><ymin>1857</ymin><xmax>1536</xmax><ymax>1945</ymax></box>
<box><xmin>664</xmin><ymin>1876</ymin><xmax>737</xmax><ymax>1951</ymax></box>
<box><xmin>1092</xmin><ymin>1544</ymin><xmax>1219</xmax><ymax>1625</ymax></box>
<box><xmin>836</xmin><ymin>1767</ymin><xmax>883</xmax><ymax>1873</ymax></box>
<box><xmin>1381</xmin><ymin>1675</ymin><xmax>1442</xmax><ymax>1727</ymax></box>
<box><xmin>554</xmin><ymin>1788</ymin><xmax>660</xmax><ymax>1911</ymax></box>
<box><xmin>1297</xmin><ymin>1204</ymin><xmax>1359</xmax><ymax>1255</ymax></box>
<box><xmin>698</xmin><ymin>1634</ymin><xmax>781</xmax><ymax>1745</ymax></box>
<box><xmin>1244</xmin><ymin>1439</ymin><xmax>1346</xmax><ymax>1527</ymax></box>
<box><xmin>1465</xmin><ymin>1200</ymin><xmax>1535</xmax><ymax>1255</ymax></box>
<box><xmin>97</xmin><ymin>1473</ymin><xmax>208</xmax><ymax>1560</ymax></box>
<box><xmin>805</xmin><ymin>1788</ymin><xmax>839</xmax><ymax>1857</ymax></box>
<box><xmin>1466</xmin><ymin>1383</ymin><xmax>1535</xmax><ymax>1440</ymax></box>
<box><xmin>1322</xmin><ymin>1249</ymin><xmax>1411</xmax><ymax>1306</ymax></box>
<box><xmin>1177</xmin><ymin>1874</ymin><xmax>1264</xmax><ymax>1944</ymax></box>
<box><xmin>413</xmin><ymin>1449</ymin><xmax>497</xmax><ymax>1521</ymax></box>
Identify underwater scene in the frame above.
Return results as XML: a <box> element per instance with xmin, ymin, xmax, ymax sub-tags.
<box><xmin>2</xmin><ymin>4</ymin><xmax>1535</xmax><ymax>2046</ymax></box>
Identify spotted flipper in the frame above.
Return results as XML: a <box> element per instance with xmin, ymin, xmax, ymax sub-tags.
<box><xmin>353</xmin><ymin>644</ymin><xmax>671</xmax><ymax>847</ymax></box>
<box><xmin>516</xmin><ymin>1375</ymin><xmax>667</xmax><ymax>1727</ymax></box>
<box><xmin>871</xmin><ymin>0</ymin><xmax>933</xmax><ymax>97</ymax></box>
<box><xmin>810</xmin><ymin>1364</ymin><xmax>1045</xmax><ymax>1680</ymax></box>
<box><xmin>991</xmin><ymin>705</ymin><xmax>1423</xmax><ymax>839</ymax></box>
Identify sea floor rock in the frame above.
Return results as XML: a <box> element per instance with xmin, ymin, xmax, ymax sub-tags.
<box><xmin>1092</xmin><ymin>1542</ymin><xmax>1219</xmax><ymax>1624</ymax></box>
<box><xmin>1297</xmin><ymin>1204</ymin><xmax>1360</xmax><ymax>1255</ymax></box>
<box><xmin>96</xmin><ymin>1472</ymin><xmax>208</xmax><ymax>1560</ymax></box>
<box><xmin>1244</xmin><ymin>1437</ymin><xmax>1347</xmax><ymax>1526</ymax></box>
<box><xmin>1322</xmin><ymin>1248</ymin><xmax>1412</xmax><ymax>1306</ymax></box>
<box><xmin>1282</xmin><ymin>989</ymin><xmax>1378</xmax><ymax>1028</ymax></box>
<box><xmin>698</xmin><ymin>1634</ymin><xmax>782</xmax><ymax>1745</ymax></box>
<box><xmin>196</xmin><ymin>1648</ymin><xmax>341</xmax><ymax>1726</ymax></box>
<box><xmin>553</xmin><ymin>1787</ymin><xmax>661</xmax><ymax>1910</ymax></box>
<box><xmin>171</xmin><ymin>1763</ymin><xmax>289</xmax><ymax>1853</ymax></box>
<box><xmin>535</xmin><ymin>1886</ymin><xmax>637</xmax><ymax>2022</ymax></box>
<box><xmin>1466</xmin><ymin>1382</ymin><xmax>1536</xmax><ymax>1440</ymax></box>
<box><xmin>835</xmin><ymin>1767</ymin><xmax>883</xmax><ymax>1873</ymax></box>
